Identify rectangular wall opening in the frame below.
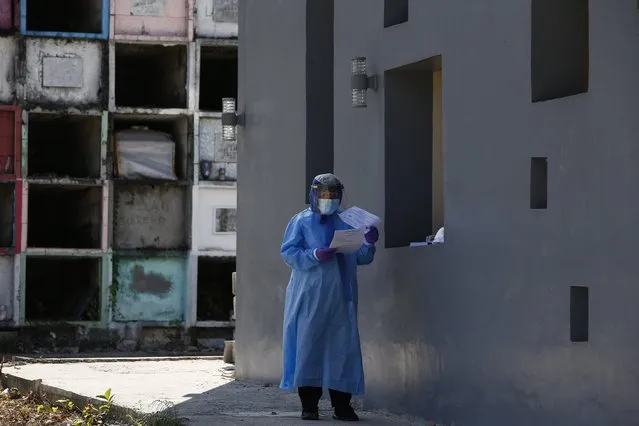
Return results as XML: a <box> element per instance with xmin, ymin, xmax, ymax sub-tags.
<box><xmin>531</xmin><ymin>0</ymin><xmax>589</xmax><ymax>102</ymax></box>
<box><xmin>305</xmin><ymin>0</ymin><xmax>333</xmax><ymax>202</ymax></box>
<box><xmin>199</xmin><ymin>45</ymin><xmax>238</xmax><ymax>111</ymax></box>
<box><xmin>28</xmin><ymin>114</ymin><xmax>101</xmax><ymax>179</ymax></box>
<box><xmin>112</xmin><ymin>115</ymin><xmax>189</xmax><ymax>181</ymax></box>
<box><xmin>25</xmin><ymin>257</ymin><xmax>100</xmax><ymax>321</ymax></box>
<box><xmin>0</xmin><ymin>182</ymin><xmax>14</xmax><ymax>248</ymax></box>
<box><xmin>115</xmin><ymin>43</ymin><xmax>188</xmax><ymax>109</ymax></box>
<box><xmin>530</xmin><ymin>157</ymin><xmax>547</xmax><ymax>209</ymax></box>
<box><xmin>113</xmin><ymin>182</ymin><xmax>189</xmax><ymax>250</ymax></box>
<box><xmin>384</xmin><ymin>56</ymin><xmax>443</xmax><ymax>248</ymax></box>
<box><xmin>27</xmin><ymin>185</ymin><xmax>102</xmax><ymax>249</ymax></box>
<box><xmin>384</xmin><ymin>0</ymin><xmax>408</xmax><ymax>27</ymax></box>
<box><xmin>25</xmin><ymin>0</ymin><xmax>103</xmax><ymax>34</ymax></box>
<box><xmin>570</xmin><ymin>286</ymin><xmax>589</xmax><ymax>342</ymax></box>
<box><xmin>197</xmin><ymin>256</ymin><xmax>235</xmax><ymax>321</ymax></box>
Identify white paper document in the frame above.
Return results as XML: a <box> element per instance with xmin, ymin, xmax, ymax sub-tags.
<box><xmin>339</xmin><ymin>207</ymin><xmax>381</xmax><ymax>230</ymax></box>
<box><xmin>329</xmin><ymin>229</ymin><xmax>365</xmax><ymax>254</ymax></box>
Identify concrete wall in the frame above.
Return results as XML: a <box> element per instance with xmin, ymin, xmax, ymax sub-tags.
<box><xmin>194</xmin><ymin>0</ymin><xmax>237</xmax><ymax>38</ymax></box>
<box><xmin>236</xmin><ymin>0</ymin><xmax>639</xmax><ymax>425</ymax></box>
<box><xmin>235</xmin><ymin>0</ymin><xmax>306</xmax><ymax>384</ymax></box>
<box><xmin>21</xmin><ymin>38</ymin><xmax>106</xmax><ymax>109</ymax></box>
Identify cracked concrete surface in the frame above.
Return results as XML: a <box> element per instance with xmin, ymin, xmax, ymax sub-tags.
<box><xmin>4</xmin><ymin>358</ymin><xmax>425</xmax><ymax>425</ymax></box>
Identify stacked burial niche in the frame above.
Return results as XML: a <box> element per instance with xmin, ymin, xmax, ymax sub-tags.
<box><xmin>112</xmin><ymin>114</ymin><xmax>190</xmax><ymax>251</ymax></box>
<box><xmin>27</xmin><ymin>113</ymin><xmax>103</xmax><ymax>250</ymax></box>
<box><xmin>199</xmin><ymin>44</ymin><xmax>237</xmax><ymax>111</ymax></box>
<box><xmin>112</xmin><ymin>114</ymin><xmax>189</xmax><ymax>181</ymax></box>
<box><xmin>27</xmin><ymin>113</ymin><xmax>101</xmax><ymax>179</ymax></box>
<box><xmin>25</xmin><ymin>256</ymin><xmax>101</xmax><ymax>321</ymax></box>
<box><xmin>115</xmin><ymin>43</ymin><xmax>188</xmax><ymax>109</ymax></box>
<box><xmin>24</xmin><ymin>0</ymin><xmax>106</xmax><ymax>36</ymax></box>
<box><xmin>197</xmin><ymin>256</ymin><xmax>235</xmax><ymax>321</ymax></box>
<box><xmin>25</xmin><ymin>112</ymin><xmax>104</xmax><ymax>321</ymax></box>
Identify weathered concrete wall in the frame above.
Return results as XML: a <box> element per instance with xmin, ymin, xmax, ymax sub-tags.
<box><xmin>0</xmin><ymin>255</ymin><xmax>14</xmax><ymax>322</ymax></box>
<box><xmin>194</xmin><ymin>185</ymin><xmax>235</xmax><ymax>252</ymax></box>
<box><xmin>111</xmin><ymin>0</ymin><xmax>193</xmax><ymax>39</ymax></box>
<box><xmin>237</xmin><ymin>1</ymin><xmax>639</xmax><ymax>425</ymax></box>
<box><xmin>113</xmin><ymin>183</ymin><xmax>189</xmax><ymax>250</ymax></box>
<box><xmin>21</xmin><ymin>38</ymin><xmax>106</xmax><ymax>109</ymax></box>
<box><xmin>198</xmin><ymin>116</ymin><xmax>236</xmax><ymax>180</ymax></box>
<box><xmin>194</xmin><ymin>0</ymin><xmax>237</xmax><ymax>38</ymax></box>
<box><xmin>112</xmin><ymin>255</ymin><xmax>186</xmax><ymax>321</ymax></box>
<box><xmin>0</xmin><ymin>36</ymin><xmax>17</xmax><ymax>103</ymax></box>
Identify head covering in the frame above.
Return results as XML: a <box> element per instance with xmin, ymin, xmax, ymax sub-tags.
<box><xmin>309</xmin><ymin>173</ymin><xmax>344</xmax><ymax>215</ymax></box>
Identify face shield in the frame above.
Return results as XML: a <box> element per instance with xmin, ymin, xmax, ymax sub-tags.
<box><xmin>309</xmin><ymin>173</ymin><xmax>344</xmax><ymax>215</ymax></box>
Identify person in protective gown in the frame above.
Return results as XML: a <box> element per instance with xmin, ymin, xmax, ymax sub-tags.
<box><xmin>279</xmin><ymin>173</ymin><xmax>379</xmax><ymax>421</ymax></box>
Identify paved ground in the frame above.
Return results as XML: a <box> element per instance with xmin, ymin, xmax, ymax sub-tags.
<box><xmin>3</xmin><ymin>358</ymin><xmax>426</xmax><ymax>425</ymax></box>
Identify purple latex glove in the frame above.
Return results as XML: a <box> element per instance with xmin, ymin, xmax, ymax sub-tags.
<box><xmin>364</xmin><ymin>226</ymin><xmax>379</xmax><ymax>245</ymax></box>
<box><xmin>315</xmin><ymin>248</ymin><xmax>336</xmax><ymax>263</ymax></box>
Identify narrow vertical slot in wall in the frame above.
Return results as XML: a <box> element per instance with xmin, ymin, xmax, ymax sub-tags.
<box><xmin>531</xmin><ymin>0</ymin><xmax>589</xmax><ymax>102</ymax></box>
<box><xmin>570</xmin><ymin>286</ymin><xmax>589</xmax><ymax>342</ymax></box>
<box><xmin>530</xmin><ymin>157</ymin><xmax>547</xmax><ymax>209</ymax></box>
<box><xmin>432</xmin><ymin>70</ymin><xmax>444</xmax><ymax>232</ymax></box>
<box><xmin>384</xmin><ymin>56</ymin><xmax>443</xmax><ymax>248</ymax></box>
<box><xmin>305</xmin><ymin>0</ymin><xmax>334</xmax><ymax>202</ymax></box>
<box><xmin>384</xmin><ymin>0</ymin><xmax>408</xmax><ymax>27</ymax></box>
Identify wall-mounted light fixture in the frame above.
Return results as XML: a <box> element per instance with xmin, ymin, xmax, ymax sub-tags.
<box><xmin>351</xmin><ymin>57</ymin><xmax>378</xmax><ymax>108</ymax></box>
<box><xmin>222</xmin><ymin>97</ymin><xmax>242</xmax><ymax>141</ymax></box>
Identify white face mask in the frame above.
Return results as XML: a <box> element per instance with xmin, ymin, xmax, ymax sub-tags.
<box><xmin>317</xmin><ymin>199</ymin><xmax>340</xmax><ymax>215</ymax></box>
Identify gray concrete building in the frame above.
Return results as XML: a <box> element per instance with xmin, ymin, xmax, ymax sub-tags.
<box><xmin>235</xmin><ymin>0</ymin><xmax>639</xmax><ymax>424</ymax></box>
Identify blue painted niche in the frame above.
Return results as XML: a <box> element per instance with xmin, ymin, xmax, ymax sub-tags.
<box><xmin>20</xmin><ymin>0</ymin><xmax>109</xmax><ymax>39</ymax></box>
<box><xmin>113</xmin><ymin>254</ymin><xmax>187</xmax><ymax>322</ymax></box>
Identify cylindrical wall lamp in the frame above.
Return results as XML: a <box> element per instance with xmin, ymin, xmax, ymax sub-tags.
<box><xmin>222</xmin><ymin>97</ymin><xmax>240</xmax><ymax>141</ymax></box>
<box><xmin>351</xmin><ymin>57</ymin><xmax>378</xmax><ymax>108</ymax></box>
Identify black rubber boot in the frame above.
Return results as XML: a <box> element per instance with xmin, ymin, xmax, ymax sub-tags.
<box><xmin>329</xmin><ymin>389</ymin><xmax>359</xmax><ymax>421</ymax></box>
<box><xmin>299</xmin><ymin>386</ymin><xmax>322</xmax><ymax>421</ymax></box>
<box><xmin>301</xmin><ymin>411</ymin><xmax>320</xmax><ymax>420</ymax></box>
<box><xmin>333</xmin><ymin>406</ymin><xmax>360</xmax><ymax>421</ymax></box>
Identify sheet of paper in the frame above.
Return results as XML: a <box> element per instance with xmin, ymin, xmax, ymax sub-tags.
<box><xmin>329</xmin><ymin>229</ymin><xmax>365</xmax><ymax>254</ymax></box>
<box><xmin>339</xmin><ymin>206</ymin><xmax>381</xmax><ymax>230</ymax></box>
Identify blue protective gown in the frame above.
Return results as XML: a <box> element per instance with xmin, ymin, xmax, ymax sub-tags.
<box><xmin>279</xmin><ymin>208</ymin><xmax>376</xmax><ymax>396</ymax></box>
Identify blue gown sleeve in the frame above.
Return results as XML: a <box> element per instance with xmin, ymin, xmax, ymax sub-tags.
<box><xmin>281</xmin><ymin>214</ymin><xmax>320</xmax><ymax>270</ymax></box>
<box><xmin>356</xmin><ymin>243</ymin><xmax>376</xmax><ymax>265</ymax></box>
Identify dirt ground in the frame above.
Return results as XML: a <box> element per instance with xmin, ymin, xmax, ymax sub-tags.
<box><xmin>0</xmin><ymin>390</ymin><xmax>82</xmax><ymax>426</ymax></box>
